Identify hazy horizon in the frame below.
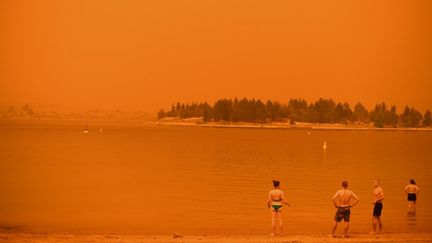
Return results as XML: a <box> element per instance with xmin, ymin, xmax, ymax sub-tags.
<box><xmin>1</xmin><ymin>96</ymin><xmax>431</xmax><ymax>115</ymax></box>
<box><xmin>1</xmin><ymin>0</ymin><xmax>432</xmax><ymax>113</ymax></box>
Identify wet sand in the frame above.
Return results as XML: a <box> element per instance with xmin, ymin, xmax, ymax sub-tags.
<box><xmin>1</xmin><ymin>232</ymin><xmax>432</xmax><ymax>243</ymax></box>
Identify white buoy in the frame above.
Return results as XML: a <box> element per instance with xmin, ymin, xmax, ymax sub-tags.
<box><xmin>99</xmin><ymin>128</ymin><xmax>103</xmax><ymax>133</ymax></box>
<box><xmin>323</xmin><ymin>141</ymin><xmax>327</xmax><ymax>150</ymax></box>
<box><xmin>84</xmin><ymin>129</ymin><xmax>89</xmax><ymax>134</ymax></box>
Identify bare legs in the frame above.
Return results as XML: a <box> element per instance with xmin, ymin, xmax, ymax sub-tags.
<box><xmin>271</xmin><ymin>210</ymin><xmax>276</xmax><ymax>236</ymax></box>
<box><xmin>278</xmin><ymin>210</ymin><xmax>283</xmax><ymax>235</ymax></box>
<box><xmin>331</xmin><ymin>222</ymin><xmax>338</xmax><ymax>237</ymax></box>
<box><xmin>407</xmin><ymin>201</ymin><xmax>417</xmax><ymax>216</ymax></box>
<box><xmin>372</xmin><ymin>216</ymin><xmax>383</xmax><ymax>233</ymax></box>
<box><xmin>271</xmin><ymin>210</ymin><xmax>283</xmax><ymax>236</ymax></box>
<box><xmin>378</xmin><ymin>217</ymin><xmax>383</xmax><ymax>232</ymax></box>
<box><xmin>331</xmin><ymin>221</ymin><xmax>349</xmax><ymax>238</ymax></box>
<box><xmin>408</xmin><ymin>201</ymin><xmax>416</xmax><ymax>212</ymax></box>
<box><xmin>344</xmin><ymin>222</ymin><xmax>349</xmax><ymax>237</ymax></box>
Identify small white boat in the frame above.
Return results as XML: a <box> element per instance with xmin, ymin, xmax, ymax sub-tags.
<box><xmin>323</xmin><ymin>141</ymin><xmax>327</xmax><ymax>150</ymax></box>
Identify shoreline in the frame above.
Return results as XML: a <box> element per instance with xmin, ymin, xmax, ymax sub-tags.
<box><xmin>1</xmin><ymin>118</ymin><xmax>432</xmax><ymax>131</ymax></box>
<box><xmin>1</xmin><ymin>232</ymin><xmax>432</xmax><ymax>243</ymax></box>
<box><xmin>154</xmin><ymin>120</ymin><xmax>432</xmax><ymax>131</ymax></box>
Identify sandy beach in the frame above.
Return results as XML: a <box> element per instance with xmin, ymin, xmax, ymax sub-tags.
<box><xmin>1</xmin><ymin>232</ymin><xmax>432</xmax><ymax>243</ymax></box>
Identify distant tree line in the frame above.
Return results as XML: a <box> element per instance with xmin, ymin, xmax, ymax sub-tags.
<box><xmin>157</xmin><ymin>98</ymin><xmax>432</xmax><ymax>128</ymax></box>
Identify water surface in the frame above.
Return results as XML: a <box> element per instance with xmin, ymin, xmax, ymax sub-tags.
<box><xmin>0</xmin><ymin>123</ymin><xmax>431</xmax><ymax>234</ymax></box>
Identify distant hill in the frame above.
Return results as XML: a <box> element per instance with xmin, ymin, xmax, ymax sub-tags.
<box><xmin>0</xmin><ymin>105</ymin><xmax>153</xmax><ymax>121</ymax></box>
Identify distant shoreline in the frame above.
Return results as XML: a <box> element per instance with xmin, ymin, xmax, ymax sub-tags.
<box><xmin>1</xmin><ymin>118</ymin><xmax>432</xmax><ymax>131</ymax></box>
<box><xmin>155</xmin><ymin>119</ymin><xmax>432</xmax><ymax>131</ymax></box>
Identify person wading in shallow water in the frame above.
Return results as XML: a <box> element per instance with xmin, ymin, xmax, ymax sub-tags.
<box><xmin>331</xmin><ymin>180</ymin><xmax>359</xmax><ymax>238</ymax></box>
<box><xmin>267</xmin><ymin>180</ymin><xmax>291</xmax><ymax>236</ymax></box>
<box><xmin>405</xmin><ymin>179</ymin><xmax>420</xmax><ymax>214</ymax></box>
<box><xmin>370</xmin><ymin>179</ymin><xmax>384</xmax><ymax>234</ymax></box>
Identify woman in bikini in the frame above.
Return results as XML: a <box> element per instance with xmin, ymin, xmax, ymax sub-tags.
<box><xmin>267</xmin><ymin>180</ymin><xmax>291</xmax><ymax>236</ymax></box>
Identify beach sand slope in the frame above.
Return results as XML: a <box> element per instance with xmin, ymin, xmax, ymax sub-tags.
<box><xmin>1</xmin><ymin>232</ymin><xmax>432</xmax><ymax>243</ymax></box>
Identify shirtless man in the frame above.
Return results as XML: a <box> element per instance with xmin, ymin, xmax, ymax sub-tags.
<box><xmin>267</xmin><ymin>180</ymin><xmax>291</xmax><ymax>236</ymax></box>
<box><xmin>404</xmin><ymin>179</ymin><xmax>420</xmax><ymax>213</ymax></box>
<box><xmin>331</xmin><ymin>181</ymin><xmax>359</xmax><ymax>238</ymax></box>
<box><xmin>371</xmin><ymin>179</ymin><xmax>384</xmax><ymax>234</ymax></box>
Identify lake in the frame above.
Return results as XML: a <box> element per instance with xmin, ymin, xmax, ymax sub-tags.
<box><xmin>0</xmin><ymin>122</ymin><xmax>431</xmax><ymax>234</ymax></box>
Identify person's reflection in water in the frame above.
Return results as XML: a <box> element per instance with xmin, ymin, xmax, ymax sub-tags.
<box><xmin>407</xmin><ymin>210</ymin><xmax>417</xmax><ymax>227</ymax></box>
<box><xmin>407</xmin><ymin>208</ymin><xmax>417</xmax><ymax>217</ymax></box>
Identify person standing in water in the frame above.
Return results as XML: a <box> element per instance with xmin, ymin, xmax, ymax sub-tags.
<box><xmin>404</xmin><ymin>179</ymin><xmax>420</xmax><ymax>213</ymax></box>
<box><xmin>267</xmin><ymin>180</ymin><xmax>291</xmax><ymax>236</ymax></box>
<box><xmin>371</xmin><ymin>179</ymin><xmax>384</xmax><ymax>234</ymax></box>
<box><xmin>331</xmin><ymin>181</ymin><xmax>359</xmax><ymax>238</ymax></box>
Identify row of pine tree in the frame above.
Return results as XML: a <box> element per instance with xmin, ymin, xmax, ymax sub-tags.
<box><xmin>158</xmin><ymin>98</ymin><xmax>432</xmax><ymax>128</ymax></box>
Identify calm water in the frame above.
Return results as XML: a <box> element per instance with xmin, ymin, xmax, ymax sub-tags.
<box><xmin>0</xmin><ymin>123</ymin><xmax>431</xmax><ymax>234</ymax></box>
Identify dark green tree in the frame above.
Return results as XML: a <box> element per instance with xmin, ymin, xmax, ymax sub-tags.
<box><xmin>384</xmin><ymin>105</ymin><xmax>399</xmax><ymax>127</ymax></box>
<box><xmin>266</xmin><ymin>100</ymin><xmax>275</xmax><ymax>121</ymax></box>
<box><xmin>231</xmin><ymin>98</ymin><xmax>240</xmax><ymax>122</ymax></box>
<box><xmin>334</xmin><ymin>102</ymin><xmax>352</xmax><ymax>122</ymax></box>
<box><xmin>213</xmin><ymin>99</ymin><xmax>232</xmax><ymax>121</ymax></box>
<box><xmin>334</xmin><ymin>103</ymin><xmax>344</xmax><ymax>122</ymax></box>
<box><xmin>311</xmin><ymin>98</ymin><xmax>336</xmax><ymax>123</ymax></box>
<box><xmin>409</xmin><ymin>108</ymin><xmax>423</xmax><ymax>128</ymax></box>
<box><xmin>256</xmin><ymin>99</ymin><xmax>267</xmax><ymax>123</ymax></box>
<box><xmin>238</xmin><ymin>98</ymin><xmax>250</xmax><ymax>122</ymax></box>
<box><xmin>401</xmin><ymin>106</ymin><xmax>423</xmax><ymax>127</ymax></box>
<box><xmin>423</xmin><ymin>110</ymin><xmax>432</xmax><ymax>127</ymax></box>
<box><xmin>370</xmin><ymin>103</ymin><xmax>387</xmax><ymax>128</ymax></box>
<box><xmin>203</xmin><ymin>104</ymin><xmax>213</xmax><ymax>122</ymax></box>
<box><xmin>353</xmin><ymin>102</ymin><xmax>368</xmax><ymax>123</ymax></box>
<box><xmin>266</xmin><ymin>101</ymin><xmax>283</xmax><ymax>121</ymax></box>
<box><xmin>287</xmin><ymin>98</ymin><xmax>311</xmax><ymax>122</ymax></box>
<box><xmin>400</xmin><ymin>106</ymin><xmax>411</xmax><ymax>127</ymax></box>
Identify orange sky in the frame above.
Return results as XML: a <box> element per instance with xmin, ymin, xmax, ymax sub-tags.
<box><xmin>1</xmin><ymin>0</ymin><xmax>431</xmax><ymax>112</ymax></box>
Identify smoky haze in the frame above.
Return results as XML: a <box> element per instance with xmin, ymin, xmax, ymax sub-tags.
<box><xmin>1</xmin><ymin>0</ymin><xmax>432</xmax><ymax>112</ymax></box>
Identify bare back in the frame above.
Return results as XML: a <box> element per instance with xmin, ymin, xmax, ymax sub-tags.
<box><xmin>333</xmin><ymin>189</ymin><xmax>358</xmax><ymax>207</ymax></box>
<box><xmin>405</xmin><ymin>184</ymin><xmax>420</xmax><ymax>194</ymax></box>
<box><xmin>269</xmin><ymin>189</ymin><xmax>284</xmax><ymax>205</ymax></box>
